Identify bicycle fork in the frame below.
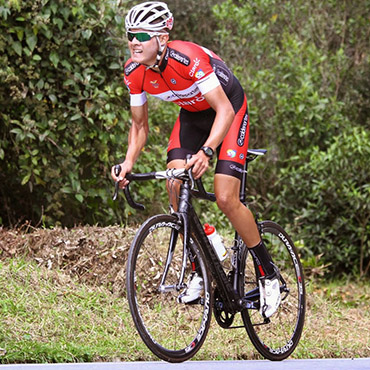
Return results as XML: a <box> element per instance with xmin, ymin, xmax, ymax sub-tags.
<box><xmin>158</xmin><ymin>221</ymin><xmax>189</xmax><ymax>293</ymax></box>
<box><xmin>158</xmin><ymin>180</ymin><xmax>200</xmax><ymax>295</ymax></box>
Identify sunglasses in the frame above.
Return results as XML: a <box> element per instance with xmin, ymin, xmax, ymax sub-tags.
<box><xmin>127</xmin><ymin>32</ymin><xmax>158</xmax><ymax>42</ymax></box>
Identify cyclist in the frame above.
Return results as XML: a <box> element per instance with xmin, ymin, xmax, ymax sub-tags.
<box><xmin>111</xmin><ymin>1</ymin><xmax>280</xmax><ymax>318</ymax></box>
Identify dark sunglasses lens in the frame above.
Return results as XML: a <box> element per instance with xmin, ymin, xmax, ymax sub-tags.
<box><xmin>127</xmin><ymin>32</ymin><xmax>152</xmax><ymax>42</ymax></box>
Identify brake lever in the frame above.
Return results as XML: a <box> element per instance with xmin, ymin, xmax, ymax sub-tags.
<box><xmin>188</xmin><ymin>168</ymin><xmax>195</xmax><ymax>190</ymax></box>
<box><xmin>185</xmin><ymin>154</ymin><xmax>195</xmax><ymax>190</ymax></box>
<box><xmin>112</xmin><ymin>164</ymin><xmax>121</xmax><ymax>201</ymax></box>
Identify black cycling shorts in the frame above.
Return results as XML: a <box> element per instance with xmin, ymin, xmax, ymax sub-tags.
<box><xmin>167</xmin><ymin>79</ymin><xmax>249</xmax><ymax>180</ymax></box>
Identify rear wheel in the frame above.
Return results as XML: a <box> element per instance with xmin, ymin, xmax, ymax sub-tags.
<box><xmin>240</xmin><ymin>221</ymin><xmax>305</xmax><ymax>360</ymax></box>
<box><xmin>126</xmin><ymin>214</ymin><xmax>212</xmax><ymax>363</ymax></box>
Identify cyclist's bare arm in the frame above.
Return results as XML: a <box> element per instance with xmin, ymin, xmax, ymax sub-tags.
<box><xmin>186</xmin><ymin>85</ymin><xmax>235</xmax><ymax>178</ymax></box>
<box><xmin>111</xmin><ymin>102</ymin><xmax>149</xmax><ymax>188</ymax></box>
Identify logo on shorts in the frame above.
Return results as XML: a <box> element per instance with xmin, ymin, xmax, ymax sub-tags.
<box><xmin>229</xmin><ymin>164</ymin><xmax>243</xmax><ymax>173</ymax></box>
<box><xmin>227</xmin><ymin>149</ymin><xmax>237</xmax><ymax>158</ymax></box>
<box><xmin>237</xmin><ymin>114</ymin><xmax>248</xmax><ymax>147</ymax></box>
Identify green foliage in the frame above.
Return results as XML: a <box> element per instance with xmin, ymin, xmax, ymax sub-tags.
<box><xmin>214</xmin><ymin>0</ymin><xmax>370</xmax><ymax>276</ymax></box>
<box><xmin>0</xmin><ymin>0</ymin><xmax>369</xmax><ymax>277</ymax></box>
<box><xmin>0</xmin><ymin>0</ymin><xmax>131</xmax><ymax>226</ymax></box>
<box><xmin>279</xmin><ymin>127</ymin><xmax>370</xmax><ymax>277</ymax></box>
<box><xmin>166</xmin><ymin>0</ymin><xmax>224</xmax><ymax>50</ymax></box>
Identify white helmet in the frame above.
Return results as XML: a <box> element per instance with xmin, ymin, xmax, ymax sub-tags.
<box><xmin>125</xmin><ymin>2</ymin><xmax>174</xmax><ymax>32</ymax></box>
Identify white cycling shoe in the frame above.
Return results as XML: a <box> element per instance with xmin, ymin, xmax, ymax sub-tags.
<box><xmin>259</xmin><ymin>275</ymin><xmax>281</xmax><ymax>318</ymax></box>
<box><xmin>178</xmin><ymin>273</ymin><xmax>203</xmax><ymax>304</ymax></box>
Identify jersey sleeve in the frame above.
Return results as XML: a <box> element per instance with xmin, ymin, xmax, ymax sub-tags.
<box><xmin>129</xmin><ymin>91</ymin><xmax>147</xmax><ymax>106</ymax></box>
<box><xmin>124</xmin><ymin>60</ymin><xmax>147</xmax><ymax>107</ymax></box>
<box><xmin>196</xmin><ymin>72</ymin><xmax>220</xmax><ymax>95</ymax></box>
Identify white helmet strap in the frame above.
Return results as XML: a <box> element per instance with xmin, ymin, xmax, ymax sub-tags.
<box><xmin>145</xmin><ymin>36</ymin><xmax>166</xmax><ymax>70</ymax></box>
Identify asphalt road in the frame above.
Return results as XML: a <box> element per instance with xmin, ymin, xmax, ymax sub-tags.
<box><xmin>1</xmin><ymin>359</ymin><xmax>370</xmax><ymax>370</ymax></box>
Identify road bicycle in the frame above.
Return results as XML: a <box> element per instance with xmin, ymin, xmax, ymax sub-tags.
<box><xmin>113</xmin><ymin>149</ymin><xmax>305</xmax><ymax>363</ymax></box>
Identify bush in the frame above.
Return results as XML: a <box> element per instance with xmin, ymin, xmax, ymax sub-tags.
<box><xmin>0</xmin><ymin>0</ymin><xmax>131</xmax><ymax>226</ymax></box>
<box><xmin>1</xmin><ymin>0</ymin><xmax>369</xmax><ymax>278</ymax></box>
<box><xmin>0</xmin><ymin>0</ymin><xmax>226</xmax><ymax>228</ymax></box>
<box><xmin>213</xmin><ymin>0</ymin><xmax>370</xmax><ymax>276</ymax></box>
<box><xmin>279</xmin><ymin>127</ymin><xmax>370</xmax><ymax>277</ymax></box>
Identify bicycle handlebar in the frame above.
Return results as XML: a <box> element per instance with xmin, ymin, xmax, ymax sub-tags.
<box><xmin>112</xmin><ymin>148</ymin><xmax>267</xmax><ymax>209</ymax></box>
<box><xmin>112</xmin><ymin>164</ymin><xmax>216</xmax><ymax>210</ymax></box>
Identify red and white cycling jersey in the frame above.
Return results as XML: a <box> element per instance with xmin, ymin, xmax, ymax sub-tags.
<box><xmin>123</xmin><ymin>40</ymin><xmax>233</xmax><ymax>112</ymax></box>
<box><xmin>124</xmin><ymin>40</ymin><xmax>250</xmax><ymax>180</ymax></box>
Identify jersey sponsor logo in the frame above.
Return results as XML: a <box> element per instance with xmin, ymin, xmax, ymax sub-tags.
<box><xmin>170</xmin><ymin>78</ymin><xmax>177</xmax><ymax>85</ymax></box>
<box><xmin>177</xmin><ymin>95</ymin><xmax>205</xmax><ymax>106</ymax></box>
<box><xmin>150</xmin><ymin>80</ymin><xmax>159</xmax><ymax>88</ymax></box>
<box><xmin>124</xmin><ymin>61</ymin><xmax>140</xmax><ymax>76</ymax></box>
<box><xmin>195</xmin><ymin>69</ymin><xmax>205</xmax><ymax>79</ymax></box>
<box><xmin>169</xmin><ymin>48</ymin><xmax>190</xmax><ymax>66</ymax></box>
<box><xmin>153</xmin><ymin>84</ymin><xmax>200</xmax><ymax>102</ymax></box>
<box><xmin>189</xmin><ymin>58</ymin><xmax>201</xmax><ymax>77</ymax></box>
<box><xmin>227</xmin><ymin>149</ymin><xmax>237</xmax><ymax>158</ymax></box>
<box><xmin>237</xmin><ymin>114</ymin><xmax>248</xmax><ymax>147</ymax></box>
<box><xmin>215</xmin><ymin>66</ymin><xmax>230</xmax><ymax>85</ymax></box>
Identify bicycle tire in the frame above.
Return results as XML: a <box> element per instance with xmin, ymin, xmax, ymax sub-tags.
<box><xmin>239</xmin><ymin>221</ymin><xmax>305</xmax><ymax>360</ymax></box>
<box><xmin>126</xmin><ymin>214</ymin><xmax>212</xmax><ymax>363</ymax></box>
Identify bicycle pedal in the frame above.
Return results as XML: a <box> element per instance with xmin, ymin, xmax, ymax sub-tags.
<box><xmin>178</xmin><ymin>296</ymin><xmax>203</xmax><ymax>305</ymax></box>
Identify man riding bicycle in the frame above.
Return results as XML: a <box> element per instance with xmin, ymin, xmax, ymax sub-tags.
<box><xmin>111</xmin><ymin>1</ymin><xmax>280</xmax><ymax>318</ymax></box>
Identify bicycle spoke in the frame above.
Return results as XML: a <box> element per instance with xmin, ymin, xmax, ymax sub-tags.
<box><xmin>240</xmin><ymin>221</ymin><xmax>305</xmax><ymax>360</ymax></box>
<box><xmin>126</xmin><ymin>215</ymin><xmax>212</xmax><ymax>362</ymax></box>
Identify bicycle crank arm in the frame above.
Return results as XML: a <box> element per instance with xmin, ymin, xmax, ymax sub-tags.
<box><xmin>240</xmin><ymin>297</ymin><xmax>259</xmax><ymax>310</ymax></box>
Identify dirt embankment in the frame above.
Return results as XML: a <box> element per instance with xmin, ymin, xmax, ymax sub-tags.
<box><xmin>0</xmin><ymin>225</ymin><xmax>137</xmax><ymax>295</ymax></box>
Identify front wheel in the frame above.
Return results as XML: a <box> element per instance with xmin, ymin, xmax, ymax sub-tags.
<box><xmin>240</xmin><ymin>221</ymin><xmax>305</xmax><ymax>360</ymax></box>
<box><xmin>126</xmin><ymin>214</ymin><xmax>212</xmax><ymax>363</ymax></box>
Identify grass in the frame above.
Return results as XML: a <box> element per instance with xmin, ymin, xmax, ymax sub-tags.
<box><xmin>0</xmin><ymin>257</ymin><xmax>369</xmax><ymax>363</ymax></box>
<box><xmin>0</xmin><ymin>225</ymin><xmax>369</xmax><ymax>363</ymax></box>
<box><xmin>0</xmin><ymin>258</ymin><xmax>151</xmax><ymax>363</ymax></box>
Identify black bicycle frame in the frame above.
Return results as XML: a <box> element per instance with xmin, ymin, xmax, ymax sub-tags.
<box><xmin>118</xmin><ymin>149</ymin><xmax>267</xmax><ymax>312</ymax></box>
<box><xmin>175</xmin><ymin>179</ymin><xmax>241</xmax><ymax>313</ymax></box>
<box><xmin>172</xmin><ymin>158</ymin><xmax>256</xmax><ymax>313</ymax></box>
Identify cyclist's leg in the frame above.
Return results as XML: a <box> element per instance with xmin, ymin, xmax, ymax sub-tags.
<box><xmin>214</xmin><ymin>174</ymin><xmax>260</xmax><ymax>247</ymax></box>
<box><xmin>214</xmin><ymin>173</ymin><xmax>281</xmax><ymax>317</ymax></box>
<box><xmin>213</xmin><ymin>94</ymin><xmax>260</xmax><ymax>247</ymax></box>
<box><xmin>215</xmin><ymin>98</ymin><xmax>280</xmax><ymax>317</ymax></box>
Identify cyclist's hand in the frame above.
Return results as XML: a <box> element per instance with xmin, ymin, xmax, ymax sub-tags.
<box><xmin>185</xmin><ymin>151</ymin><xmax>210</xmax><ymax>179</ymax></box>
<box><xmin>111</xmin><ymin>161</ymin><xmax>132</xmax><ymax>189</ymax></box>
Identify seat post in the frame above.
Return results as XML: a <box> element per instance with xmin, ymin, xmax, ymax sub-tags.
<box><xmin>239</xmin><ymin>160</ymin><xmax>248</xmax><ymax>205</ymax></box>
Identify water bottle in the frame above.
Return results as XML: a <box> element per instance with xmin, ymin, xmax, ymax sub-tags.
<box><xmin>204</xmin><ymin>223</ymin><xmax>228</xmax><ymax>261</ymax></box>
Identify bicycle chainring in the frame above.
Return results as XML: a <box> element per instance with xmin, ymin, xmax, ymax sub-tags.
<box><xmin>213</xmin><ymin>288</ymin><xmax>235</xmax><ymax>328</ymax></box>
